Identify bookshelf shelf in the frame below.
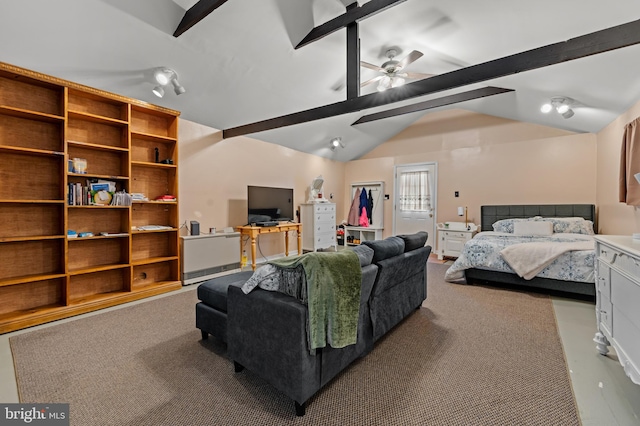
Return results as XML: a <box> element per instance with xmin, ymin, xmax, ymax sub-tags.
<box><xmin>68</xmin><ymin>172</ymin><xmax>129</xmax><ymax>180</ymax></box>
<box><xmin>132</xmin><ymin>160</ymin><xmax>177</xmax><ymax>169</ymax></box>
<box><xmin>0</xmin><ymin>145</ymin><xmax>64</xmax><ymax>157</ymax></box>
<box><xmin>132</xmin><ymin>255</ymin><xmax>180</xmax><ymax>266</ymax></box>
<box><xmin>0</xmin><ymin>235</ymin><xmax>65</xmax><ymax>243</ymax></box>
<box><xmin>0</xmin><ymin>105</ymin><xmax>64</xmax><ymax>122</ymax></box>
<box><xmin>0</xmin><ymin>273</ymin><xmax>67</xmax><ymax>288</ymax></box>
<box><xmin>68</xmin><ymin>263</ymin><xmax>130</xmax><ymax>276</ymax></box>
<box><xmin>68</xmin><ymin>110</ymin><xmax>128</xmax><ymax>126</ymax></box>
<box><xmin>0</xmin><ymin>61</ymin><xmax>181</xmax><ymax>334</ymax></box>
<box><xmin>68</xmin><ymin>140</ymin><xmax>129</xmax><ymax>152</ymax></box>
<box><xmin>68</xmin><ymin>205</ymin><xmax>130</xmax><ymax>209</ymax></box>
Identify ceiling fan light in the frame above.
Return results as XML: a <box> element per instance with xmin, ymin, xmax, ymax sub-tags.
<box><xmin>152</xmin><ymin>85</ymin><xmax>165</xmax><ymax>98</ymax></box>
<box><xmin>561</xmin><ymin>108</ymin><xmax>575</xmax><ymax>119</ymax></box>
<box><xmin>154</xmin><ymin>68</ymin><xmax>171</xmax><ymax>85</ymax></box>
<box><xmin>171</xmin><ymin>78</ymin><xmax>186</xmax><ymax>95</ymax></box>
<box><xmin>540</xmin><ymin>103</ymin><xmax>553</xmax><ymax>113</ymax></box>
<box><xmin>392</xmin><ymin>77</ymin><xmax>405</xmax><ymax>88</ymax></box>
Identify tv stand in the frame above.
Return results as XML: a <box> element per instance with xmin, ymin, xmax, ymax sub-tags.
<box><xmin>236</xmin><ymin>223</ymin><xmax>302</xmax><ymax>270</ymax></box>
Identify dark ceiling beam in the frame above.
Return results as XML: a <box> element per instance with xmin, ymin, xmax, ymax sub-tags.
<box><xmin>295</xmin><ymin>0</ymin><xmax>407</xmax><ymax>49</ymax></box>
<box><xmin>173</xmin><ymin>0</ymin><xmax>230</xmax><ymax>37</ymax></box>
<box><xmin>345</xmin><ymin>3</ymin><xmax>360</xmax><ymax>100</ymax></box>
<box><xmin>223</xmin><ymin>18</ymin><xmax>640</xmax><ymax>139</ymax></box>
<box><xmin>352</xmin><ymin>87</ymin><xmax>514</xmax><ymax>125</ymax></box>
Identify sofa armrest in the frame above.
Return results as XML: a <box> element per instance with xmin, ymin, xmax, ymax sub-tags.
<box><xmin>227</xmin><ymin>285</ymin><xmax>321</xmax><ymax>405</ymax></box>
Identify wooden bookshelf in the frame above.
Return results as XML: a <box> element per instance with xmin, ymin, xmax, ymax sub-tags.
<box><xmin>0</xmin><ymin>62</ymin><xmax>181</xmax><ymax>334</ymax></box>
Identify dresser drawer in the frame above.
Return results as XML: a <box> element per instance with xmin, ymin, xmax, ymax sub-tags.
<box><xmin>611</xmin><ymin>268</ymin><xmax>640</xmax><ymax>332</ymax></box>
<box><xmin>314</xmin><ymin>205</ymin><xmax>335</xmax><ymax>214</ymax></box>
<box><xmin>599</xmin><ymin>244</ymin><xmax>640</xmax><ymax>279</ymax></box>
<box><xmin>441</xmin><ymin>231</ymin><xmax>471</xmax><ymax>240</ymax></box>
<box><xmin>316</xmin><ymin>233</ymin><xmax>336</xmax><ymax>247</ymax></box>
<box><xmin>597</xmin><ymin>261</ymin><xmax>611</xmax><ymax>299</ymax></box>
<box><xmin>315</xmin><ymin>213</ymin><xmax>336</xmax><ymax>223</ymax></box>
<box><xmin>598</xmin><ymin>293</ymin><xmax>613</xmax><ymax>335</ymax></box>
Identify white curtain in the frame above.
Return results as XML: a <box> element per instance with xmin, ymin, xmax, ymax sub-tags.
<box><xmin>398</xmin><ymin>171</ymin><xmax>432</xmax><ymax>213</ymax></box>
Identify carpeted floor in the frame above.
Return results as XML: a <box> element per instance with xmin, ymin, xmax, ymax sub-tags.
<box><xmin>10</xmin><ymin>263</ymin><xmax>580</xmax><ymax>425</ymax></box>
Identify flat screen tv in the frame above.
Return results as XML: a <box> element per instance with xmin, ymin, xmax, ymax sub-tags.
<box><xmin>247</xmin><ymin>185</ymin><xmax>294</xmax><ymax>225</ymax></box>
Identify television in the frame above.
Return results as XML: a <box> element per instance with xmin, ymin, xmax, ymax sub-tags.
<box><xmin>247</xmin><ymin>186</ymin><xmax>294</xmax><ymax>225</ymax></box>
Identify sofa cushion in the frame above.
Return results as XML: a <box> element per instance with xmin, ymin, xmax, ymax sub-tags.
<box><xmin>348</xmin><ymin>244</ymin><xmax>374</xmax><ymax>267</ymax></box>
<box><xmin>197</xmin><ymin>271</ymin><xmax>254</xmax><ymax>312</ymax></box>
<box><xmin>397</xmin><ymin>231</ymin><xmax>428</xmax><ymax>252</ymax></box>
<box><xmin>362</xmin><ymin>237</ymin><xmax>405</xmax><ymax>263</ymax></box>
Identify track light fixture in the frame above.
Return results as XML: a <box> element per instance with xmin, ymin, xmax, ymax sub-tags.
<box><xmin>330</xmin><ymin>137</ymin><xmax>344</xmax><ymax>151</ymax></box>
<box><xmin>152</xmin><ymin>67</ymin><xmax>185</xmax><ymax>98</ymax></box>
<box><xmin>540</xmin><ymin>97</ymin><xmax>575</xmax><ymax>119</ymax></box>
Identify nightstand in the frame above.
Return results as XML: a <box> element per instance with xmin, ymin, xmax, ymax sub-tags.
<box><xmin>436</xmin><ymin>224</ymin><xmax>477</xmax><ymax>260</ymax></box>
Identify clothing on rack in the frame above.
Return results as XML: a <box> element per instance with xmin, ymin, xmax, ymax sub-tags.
<box><xmin>359</xmin><ymin>206</ymin><xmax>369</xmax><ymax>227</ymax></box>
<box><xmin>359</xmin><ymin>187</ymin><xmax>368</xmax><ymax>221</ymax></box>
<box><xmin>367</xmin><ymin>189</ymin><xmax>373</xmax><ymax>225</ymax></box>
<box><xmin>347</xmin><ymin>188</ymin><xmax>361</xmax><ymax>226</ymax></box>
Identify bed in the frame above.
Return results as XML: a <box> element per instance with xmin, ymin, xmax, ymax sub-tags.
<box><xmin>445</xmin><ymin>204</ymin><xmax>597</xmax><ymax>298</ymax></box>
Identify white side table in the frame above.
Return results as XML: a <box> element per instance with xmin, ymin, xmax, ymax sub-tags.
<box><xmin>436</xmin><ymin>224</ymin><xmax>477</xmax><ymax>260</ymax></box>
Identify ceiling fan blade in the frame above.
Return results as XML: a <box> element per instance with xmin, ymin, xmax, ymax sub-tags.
<box><xmin>396</xmin><ymin>50</ymin><xmax>424</xmax><ymax>70</ymax></box>
<box><xmin>360</xmin><ymin>61</ymin><xmax>385</xmax><ymax>72</ymax></box>
<box><xmin>403</xmin><ymin>72</ymin><xmax>435</xmax><ymax>79</ymax></box>
<box><xmin>360</xmin><ymin>75</ymin><xmax>384</xmax><ymax>87</ymax></box>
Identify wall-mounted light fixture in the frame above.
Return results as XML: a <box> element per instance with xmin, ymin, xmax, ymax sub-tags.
<box><xmin>152</xmin><ymin>67</ymin><xmax>186</xmax><ymax>98</ymax></box>
<box><xmin>541</xmin><ymin>97</ymin><xmax>574</xmax><ymax>119</ymax></box>
<box><xmin>330</xmin><ymin>137</ymin><xmax>344</xmax><ymax>150</ymax></box>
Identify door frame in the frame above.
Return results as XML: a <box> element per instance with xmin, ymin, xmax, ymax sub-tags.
<box><xmin>392</xmin><ymin>161</ymin><xmax>438</xmax><ymax>243</ymax></box>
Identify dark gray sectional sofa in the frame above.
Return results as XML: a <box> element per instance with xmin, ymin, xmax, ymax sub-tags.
<box><xmin>196</xmin><ymin>232</ymin><xmax>431</xmax><ymax>416</ymax></box>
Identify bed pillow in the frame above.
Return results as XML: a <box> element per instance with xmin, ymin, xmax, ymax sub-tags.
<box><xmin>397</xmin><ymin>231</ymin><xmax>428</xmax><ymax>252</ymax></box>
<box><xmin>362</xmin><ymin>237</ymin><xmax>405</xmax><ymax>263</ymax></box>
<box><xmin>492</xmin><ymin>218</ymin><xmax>529</xmax><ymax>233</ymax></box>
<box><xmin>532</xmin><ymin>217</ymin><xmax>595</xmax><ymax>235</ymax></box>
<box><xmin>513</xmin><ymin>220</ymin><xmax>553</xmax><ymax>236</ymax></box>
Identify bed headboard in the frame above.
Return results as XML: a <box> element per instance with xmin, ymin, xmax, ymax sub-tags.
<box><xmin>480</xmin><ymin>204</ymin><xmax>596</xmax><ymax>232</ymax></box>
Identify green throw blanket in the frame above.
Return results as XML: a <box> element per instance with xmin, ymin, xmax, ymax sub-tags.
<box><xmin>270</xmin><ymin>250</ymin><xmax>362</xmax><ymax>351</ymax></box>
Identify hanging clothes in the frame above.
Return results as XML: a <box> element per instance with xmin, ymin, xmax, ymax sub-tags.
<box><xmin>619</xmin><ymin>117</ymin><xmax>640</xmax><ymax>205</ymax></box>
<box><xmin>347</xmin><ymin>188</ymin><xmax>361</xmax><ymax>226</ymax></box>
<box><xmin>359</xmin><ymin>206</ymin><xmax>369</xmax><ymax>227</ymax></box>
<box><xmin>359</xmin><ymin>187</ymin><xmax>368</xmax><ymax>223</ymax></box>
<box><xmin>367</xmin><ymin>189</ymin><xmax>373</xmax><ymax>225</ymax></box>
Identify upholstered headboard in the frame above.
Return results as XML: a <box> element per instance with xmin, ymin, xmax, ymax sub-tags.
<box><xmin>480</xmin><ymin>204</ymin><xmax>596</xmax><ymax>232</ymax></box>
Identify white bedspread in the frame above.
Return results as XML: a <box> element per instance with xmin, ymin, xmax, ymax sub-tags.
<box><xmin>445</xmin><ymin>232</ymin><xmax>596</xmax><ymax>283</ymax></box>
<box><xmin>500</xmin><ymin>240</ymin><xmax>594</xmax><ymax>280</ymax></box>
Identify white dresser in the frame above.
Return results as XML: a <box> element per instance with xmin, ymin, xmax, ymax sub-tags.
<box><xmin>593</xmin><ymin>235</ymin><xmax>640</xmax><ymax>385</ymax></box>
<box><xmin>300</xmin><ymin>203</ymin><xmax>337</xmax><ymax>252</ymax></box>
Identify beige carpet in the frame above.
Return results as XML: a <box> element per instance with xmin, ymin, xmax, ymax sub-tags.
<box><xmin>10</xmin><ymin>263</ymin><xmax>580</xmax><ymax>425</ymax></box>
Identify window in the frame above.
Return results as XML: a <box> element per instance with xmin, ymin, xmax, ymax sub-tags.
<box><xmin>398</xmin><ymin>171</ymin><xmax>432</xmax><ymax>212</ymax></box>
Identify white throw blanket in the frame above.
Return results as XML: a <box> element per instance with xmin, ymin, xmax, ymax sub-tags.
<box><xmin>500</xmin><ymin>240</ymin><xmax>594</xmax><ymax>280</ymax></box>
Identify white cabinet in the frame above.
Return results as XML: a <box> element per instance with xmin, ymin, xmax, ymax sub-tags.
<box><xmin>343</xmin><ymin>226</ymin><xmax>384</xmax><ymax>246</ymax></box>
<box><xmin>593</xmin><ymin>235</ymin><xmax>640</xmax><ymax>386</ymax></box>
<box><xmin>436</xmin><ymin>223</ymin><xmax>477</xmax><ymax>260</ymax></box>
<box><xmin>300</xmin><ymin>203</ymin><xmax>337</xmax><ymax>252</ymax></box>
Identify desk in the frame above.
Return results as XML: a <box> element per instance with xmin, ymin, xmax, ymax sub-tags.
<box><xmin>236</xmin><ymin>223</ymin><xmax>302</xmax><ymax>270</ymax></box>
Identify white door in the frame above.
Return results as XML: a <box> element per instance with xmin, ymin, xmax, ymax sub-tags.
<box><xmin>393</xmin><ymin>162</ymin><xmax>437</xmax><ymax>248</ymax></box>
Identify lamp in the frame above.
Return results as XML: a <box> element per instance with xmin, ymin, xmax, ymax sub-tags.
<box><xmin>458</xmin><ymin>206</ymin><xmax>469</xmax><ymax>230</ymax></box>
<box><xmin>152</xmin><ymin>67</ymin><xmax>185</xmax><ymax>98</ymax></box>
<box><xmin>540</xmin><ymin>97</ymin><xmax>574</xmax><ymax>119</ymax></box>
<box><xmin>330</xmin><ymin>137</ymin><xmax>344</xmax><ymax>150</ymax></box>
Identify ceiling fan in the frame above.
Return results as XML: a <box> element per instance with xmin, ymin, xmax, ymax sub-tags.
<box><xmin>361</xmin><ymin>49</ymin><xmax>433</xmax><ymax>92</ymax></box>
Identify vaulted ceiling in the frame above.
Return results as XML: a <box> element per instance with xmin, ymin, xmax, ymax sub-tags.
<box><xmin>2</xmin><ymin>0</ymin><xmax>640</xmax><ymax>161</ymax></box>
